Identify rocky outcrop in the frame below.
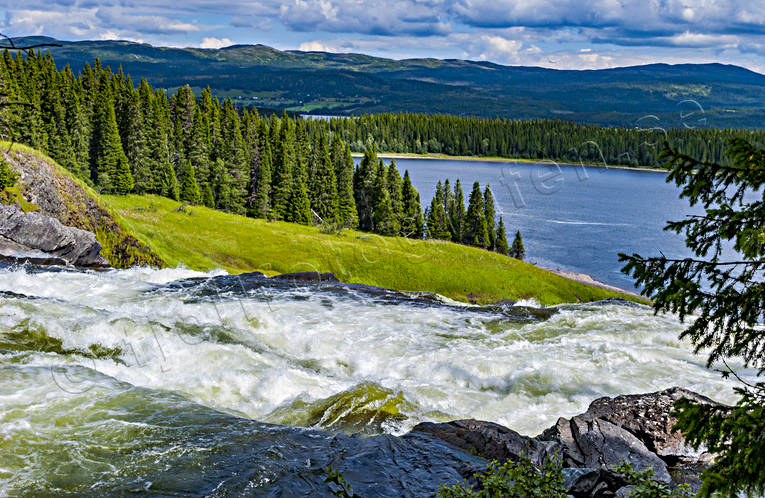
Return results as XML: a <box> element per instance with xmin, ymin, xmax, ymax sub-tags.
<box><xmin>410</xmin><ymin>387</ymin><xmax>718</xmax><ymax>496</ymax></box>
<box><xmin>3</xmin><ymin>147</ymin><xmax>163</xmax><ymax>268</ymax></box>
<box><xmin>0</xmin><ymin>205</ymin><xmax>110</xmax><ymax>267</ymax></box>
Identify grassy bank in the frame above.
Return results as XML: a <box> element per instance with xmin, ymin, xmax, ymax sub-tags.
<box><xmin>104</xmin><ymin>194</ymin><xmax>641</xmax><ymax>305</ymax></box>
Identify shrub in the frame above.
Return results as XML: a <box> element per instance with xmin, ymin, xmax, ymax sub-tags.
<box><xmin>0</xmin><ymin>156</ymin><xmax>19</xmax><ymax>189</ymax></box>
<box><xmin>615</xmin><ymin>463</ymin><xmax>692</xmax><ymax>497</ymax></box>
<box><xmin>437</xmin><ymin>457</ymin><xmax>567</xmax><ymax>498</ymax></box>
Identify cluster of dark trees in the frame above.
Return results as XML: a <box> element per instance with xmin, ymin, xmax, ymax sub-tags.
<box><xmin>0</xmin><ymin>49</ymin><xmax>521</xmax><ymax>254</ymax></box>
<box><xmin>353</xmin><ymin>148</ymin><xmax>424</xmax><ymax>237</ymax></box>
<box><xmin>0</xmin><ymin>51</ymin><xmax>409</xmax><ymax>235</ymax></box>
<box><xmin>0</xmin><ymin>50</ymin><xmax>363</xmax><ymax>226</ymax></box>
<box><xmin>424</xmin><ymin>178</ymin><xmax>523</xmax><ymax>258</ymax></box>
<box><xmin>307</xmin><ymin>113</ymin><xmax>765</xmax><ymax>168</ymax></box>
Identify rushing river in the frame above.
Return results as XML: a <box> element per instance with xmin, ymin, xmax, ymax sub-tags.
<box><xmin>360</xmin><ymin>157</ymin><xmax>699</xmax><ymax>290</ymax></box>
<box><xmin>0</xmin><ymin>265</ymin><xmax>749</xmax><ymax>495</ymax></box>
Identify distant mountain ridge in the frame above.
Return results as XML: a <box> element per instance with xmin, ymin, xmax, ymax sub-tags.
<box><xmin>8</xmin><ymin>36</ymin><xmax>765</xmax><ymax>128</ymax></box>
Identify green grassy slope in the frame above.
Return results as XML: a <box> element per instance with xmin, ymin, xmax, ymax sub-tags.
<box><xmin>104</xmin><ymin>194</ymin><xmax>640</xmax><ymax>305</ymax></box>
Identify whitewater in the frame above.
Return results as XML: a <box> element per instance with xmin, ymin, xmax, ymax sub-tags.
<box><xmin>0</xmin><ymin>265</ymin><xmax>747</xmax><ymax>495</ymax></box>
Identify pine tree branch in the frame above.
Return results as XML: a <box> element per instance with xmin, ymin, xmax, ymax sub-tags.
<box><xmin>0</xmin><ymin>33</ymin><xmax>62</xmax><ymax>50</ymax></box>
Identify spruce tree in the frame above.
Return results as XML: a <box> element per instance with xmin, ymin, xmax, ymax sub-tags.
<box><xmin>484</xmin><ymin>184</ymin><xmax>497</xmax><ymax>250</ymax></box>
<box><xmin>286</xmin><ymin>176</ymin><xmax>311</xmax><ymax>225</ymax></box>
<box><xmin>400</xmin><ymin>170</ymin><xmax>424</xmax><ymax>238</ymax></box>
<box><xmin>333</xmin><ymin>138</ymin><xmax>357</xmax><ymax>228</ymax></box>
<box><xmin>202</xmin><ymin>184</ymin><xmax>215</xmax><ymax>208</ymax></box>
<box><xmin>219</xmin><ymin>99</ymin><xmax>247</xmax><ymax>213</ymax></box>
<box><xmin>188</xmin><ymin>107</ymin><xmax>211</xmax><ymax>195</ymax></box>
<box><xmin>386</xmin><ymin>159</ymin><xmax>404</xmax><ymax>228</ymax></box>
<box><xmin>294</xmin><ymin>119</ymin><xmax>310</xmax><ymax>184</ymax></box>
<box><xmin>243</xmin><ymin>109</ymin><xmax>262</xmax><ymax>217</ymax></box>
<box><xmin>354</xmin><ymin>147</ymin><xmax>378</xmax><ymax>231</ymax></box>
<box><xmin>451</xmin><ymin>179</ymin><xmax>467</xmax><ymax>243</ymax></box>
<box><xmin>309</xmin><ymin>135</ymin><xmax>339</xmax><ymax>223</ymax></box>
<box><xmin>91</xmin><ymin>74</ymin><xmax>128</xmax><ymax>192</ymax></box>
<box><xmin>211</xmin><ymin>158</ymin><xmax>232</xmax><ymax>210</ymax></box>
<box><xmin>425</xmin><ymin>181</ymin><xmax>451</xmax><ymax>240</ymax></box>
<box><xmin>112</xmin><ymin>153</ymin><xmax>135</xmax><ymax>194</ymax></box>
<box><xmin>251</xmin><ymin>119</ymin><xmax>272</xmax><ymax>217</ymax></box>
<box><xmin>271</xmin><ymin>120</ymin><xmax>295</xmax><ymax>219</ymax></box>
<box><xmin>179</xmin><ymin>160</ymin><xmax>201</xmax><ymax>204</ymax></box>
<box><xmin>510</xmin><ymin>230</ymin><xmax>525</xmax><ymax>260</ymax></box>
<box><xmin>171</xmin><ymin>84</ymin><xmax>195</xmax><ymax>158</ymax></box>
<box><xmin>62</xmin><ymin>73</ymin><xmax>90</xmax><ymax>181</ymax></box>
<box><xmin>443</xmin><ymin>178</ymin><xmax>455</xmax><ymax>239</ymax></box>
<box><xmin>122</xmin><ymin>86</ymin><xmax>152</xmax><ymax>193</ymax></box>
<box><xmin>466</xmin><ymin>181</ymin><xmax>489</xmax><ymax>248</ymax></box>
<box><xmin>620</xmin><ymin>139</ymin><xmax>765</xmax><ymax>497</ymax></box>
<box><xmin>495</xmin><ymin>217</ymin><xmax>510</xmax><ymax>255</ymax></box>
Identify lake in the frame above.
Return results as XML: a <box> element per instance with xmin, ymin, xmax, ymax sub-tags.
<box><xmin>359</xmin><ymin>157</ymin><xmax>699</xmax><ymax>290</ymax></box>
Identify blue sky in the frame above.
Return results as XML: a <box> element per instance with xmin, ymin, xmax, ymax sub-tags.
<box><xmin>1</xmin><ymin>0</ymin><xmax>763</xmax><ymax>73</ymax></box>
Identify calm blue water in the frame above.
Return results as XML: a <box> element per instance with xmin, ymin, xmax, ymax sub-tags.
<box><xmin>356</xmin><ymin>157</ymin><xmax>700</xmax><ymax>290</ymax></box>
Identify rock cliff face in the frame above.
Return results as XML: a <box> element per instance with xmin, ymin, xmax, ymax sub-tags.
<box><xmin>410</xmin><ymin>387</ymin><xmax>717</xmax><ymax>496</ymax></box>
<box><xmin>1</xmin><ymin>146</ymin><xmax>163</xmax><ymax>268</ymax></box>
<box><xmin>0</xmin><ymin>205</ymin><xmax>109</xmax><ymax>267</ymax></box>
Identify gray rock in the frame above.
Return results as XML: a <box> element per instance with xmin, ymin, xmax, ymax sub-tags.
<box><xmin>583</xmin><ymin>387</ymin><xmax>716</xmax><ymax>458</ymax></box>
<box><xmin>569</xmin><ymin>415</ymin><xmax>671</xmax><ymax>483</ymax></box>
<box><xmin>0</xmin><ymin>235</ymin><xmax>68</xmax><ymax>265</ymax></box>
<box><xmin>410</xmin><ymin>419</ymin><xmax>563</xmax><ymax>467</ymax></box>
<box><xmin>541</xmin><ymin>416</ymin><xmax>586</xmax><ymax>467</ymax></box>
<box><xmin>0</xmin><ymin>205</ymin><xmax>109</xmax><ymax>267</ymax></box>
<box><xmin>614</xmin><ymin>485</ymin><xmax>635</xmax><ymax>498</ymax></box>
<box><xmin>413</xmin><ymin>388</ymin><xmax>720</xmax><ymax>496</ymax></box>
<box><xmin>563</xmin><ymin>467</ymin><xmax>601</xmax><ymax>496</ymax></box>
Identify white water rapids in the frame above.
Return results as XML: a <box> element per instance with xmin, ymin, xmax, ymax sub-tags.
<box><xmin>0</xmin><ymin>265</ymin><xmax>750</xmax><ymax>494</ymax></box>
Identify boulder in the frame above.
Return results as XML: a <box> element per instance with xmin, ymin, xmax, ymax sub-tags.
<box><xmin>0</xmin><ymin>235</ymin><xmax>67</xmax><ymax>266</ymax></box>
<box><xmin>0</xmin><ymin>205</ymin><xmax>109</xmax><ymax>268</ymax></box>
<box><xmin>410</xmin><ymin>419</ymin><xmax>563</xmax><ymax>467</ymax></box>
<box><xmin>411</xmin><ymin>388</ymin><xmax>720</xmax><ymax>496</ymax></box>
<box><xmin>568</xmin><ymin>415</ymin><xmax>670</xmax><ymax>483</ymax></box>
<box><xmin>581</xmin><ymin>387</ymin><xmax>716</xmax><ymax>457</ymax></box>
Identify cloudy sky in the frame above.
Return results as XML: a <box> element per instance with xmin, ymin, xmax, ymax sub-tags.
<box><xmin>1</xmin><ymin>0</ymin><xmax>763</xmax><ymax>73</ymax></box>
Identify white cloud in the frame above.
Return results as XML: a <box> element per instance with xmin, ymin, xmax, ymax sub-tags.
<box><xmin>298</xmin><ymin>40</ymin><xmax>336</xmax><ymax>52</ymax></box>
<box><xmin>200</xmin><ymin>37</ymin><xmax>235</xmax><ymax>49</ymax></box>
<box><xmin>475</xmin><ymin>35</ymin><xmax>523</xmax><ymax>62</ymax></box>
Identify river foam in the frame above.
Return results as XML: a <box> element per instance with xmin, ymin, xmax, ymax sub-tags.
<box><xmin>1</xmin><ymin>264</ymin><xmax>752</xmax><ymax>494</ymax></box>
<box><xmin>0</xmin><ymin>265</ymin><xmax>744</xmax><ymax>436</ymax></box>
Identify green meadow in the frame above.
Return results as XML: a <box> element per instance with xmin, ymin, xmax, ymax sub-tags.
<box><xmin>104</xmin><ymin>193</ymin><xmax>639</xmax><ymax>305</ymax></box>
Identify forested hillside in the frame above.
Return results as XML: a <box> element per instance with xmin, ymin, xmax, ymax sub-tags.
<box><xmin>9</xmin><ymin>36</ymin><xmax>765</xmax><ymax>128</ymax></box>
<box><xmin>0</xmin><ymin>50</ymin><xmax>508</xmax><ymax>256</ymax></box>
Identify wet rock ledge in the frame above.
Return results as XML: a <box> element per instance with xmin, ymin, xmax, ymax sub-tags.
<box><xmin>0</xmin><ymin>205</ymin><xmax>110</xmax><ymax>268</ymax></box>
<box><xmin>409</xmin><ymin>387</ymin><xmax>717</xmax><ymax>496</ymax></box>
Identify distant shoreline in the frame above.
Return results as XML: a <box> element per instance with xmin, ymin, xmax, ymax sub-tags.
<box><xmin>351</xmin><ymin>152</ymin><xmax>668</xmax><ymax>173</ymax></box>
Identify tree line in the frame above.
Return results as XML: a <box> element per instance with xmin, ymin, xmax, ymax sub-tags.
<box><xmin>0</xmin><ymin>49</ymin><xmax>523</xmax><ymax>255</ymax></box>
<box><xmin>306</xmin><ymin>113</ymin><xmax>765</xmax><ymax>168</ymax></box>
